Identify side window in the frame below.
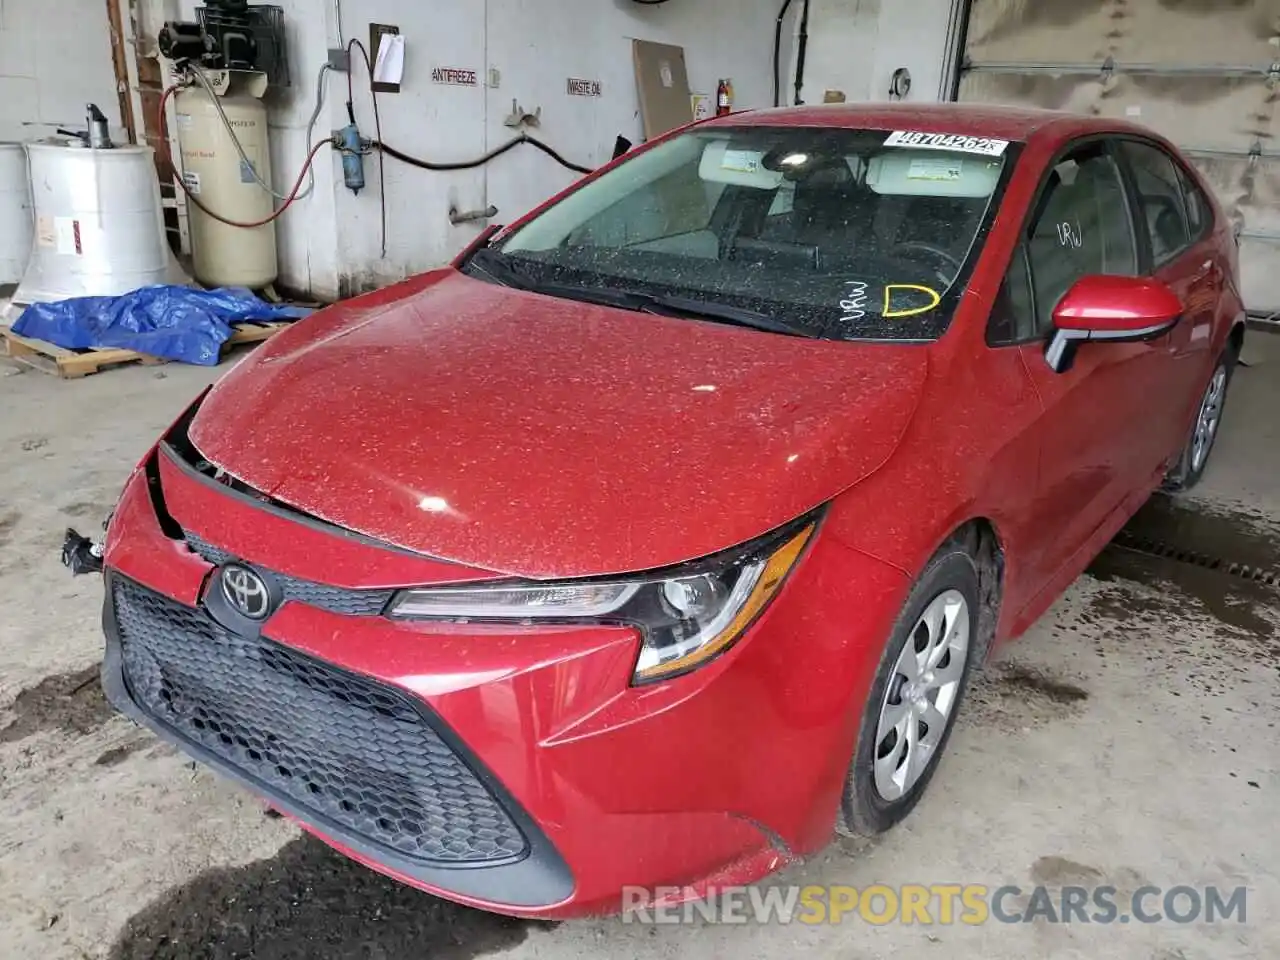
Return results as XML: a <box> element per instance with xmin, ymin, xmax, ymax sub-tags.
<box><xmin>1119</xmin><ymin>141</ymin><xmax>1191</xmax><ymax>262</ymax></box>
<box><xmin>1175</xmin><ymin>163</ymin><xmax>1212</xmax><ymax>241</ymax></box>
<box><xmin>1024</xmin><ymin>145</ymin><xmax>1138</xmax><ymax>335</ymax></box>
<box><xmin>1005</xmin><ymin>247</ymin><xmax>1035</xmax><ymax>341</ymax></box>
<box><xmin>988</xmin><ymin>245</ymin><xmax>1035</xmax><ymax>345</ymax></box>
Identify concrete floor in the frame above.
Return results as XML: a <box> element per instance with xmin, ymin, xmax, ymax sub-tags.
<box><xmin>1</xmin><ymin>335</ymin><xmax>1277</xmax><ymax>960</ymax></box>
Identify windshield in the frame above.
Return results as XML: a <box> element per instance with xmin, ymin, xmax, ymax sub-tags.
<box><xmin>477</xmin><ymin>126</ymin><xmax>1015</xmax><ymax>341</ymax></box>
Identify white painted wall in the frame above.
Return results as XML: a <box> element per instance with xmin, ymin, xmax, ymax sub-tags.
<box><xmin>325</xmin><ymin>0</ymin><xmax>783</xmax><ymax>295</ymax></box>
<box><xmin>151</xmin><ymin>0</ymin><xmax>781</xmax><ymax>297</ymax></box>
<box><xmin>479</xmin><ymin>0</ymin><xmax>782</xmax><ymax>255</ymax></box>
<box><xmin>0</xmin><ymin>0</ymin><xmax>125</xmax><ymax>143</ymax></box>
<box><xmin>154</xmin><ymin>0</ymin><xmax>784</xmax><ymax>298</ymax></box>
<box><xmin>247</xmin><ymin>0</ymin><xmax>340</xmax><ymax>302</ymax></box>
<box><xmin>144</xmin><ymin>0</ymin><xmax>960</xmax><ymax>300</ymax></box>
<box><xmin>328</xmin><ymin>0</ymin><xmax>490</xmax><ymax>295</ymax></box>
<box><xmin>792</xmin><ymin>0</ymin><xmax>960</xmax><ymax>106</ymax></box>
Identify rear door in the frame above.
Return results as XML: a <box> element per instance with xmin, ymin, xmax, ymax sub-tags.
<box><xmin>1115</xmin><ymin>139</ymin><xmax>1223</xmax><ymax>452</ymax></box>
<box><xmin>1002</xmin><ymin>138</ymin><xmax>1167</xmax><ymax>593</ymax></box>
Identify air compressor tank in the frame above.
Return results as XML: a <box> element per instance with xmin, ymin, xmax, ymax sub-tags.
<box><xmin>0</xmin><ymin>142</ymin><xmax>33</xmax><ymax>285</ymax></box>
<box><xmin>175</xmin><ymin>71</ymin><xmax>278</xmax><ymax>289</ymax></box>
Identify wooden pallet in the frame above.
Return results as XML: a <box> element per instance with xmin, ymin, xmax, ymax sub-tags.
<box><xmin>0</xmin><ymin>320</ymin><xmax>292</xmax><ymax>380</ymax></box>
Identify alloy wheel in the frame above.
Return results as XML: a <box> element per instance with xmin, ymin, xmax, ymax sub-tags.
<box><xmin>1190</xmin><ymin>365</ymin><xmax>1228</xmax><ymax>473</ymax></box>
<box><xmin>873</xmin><ymin>589</ymin><xmax>970</xmax><ymax>802</ymax></box>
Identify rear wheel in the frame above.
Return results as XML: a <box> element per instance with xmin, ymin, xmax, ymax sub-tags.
<box><xmin>1163</xmin><ymin>348</ymin><xmax>1236</xmax><ymax>493</ymax></box>
<box><xmin>839</xmin><ymin>545</ymin><xmax>979</xmax><ymax>836</ymax></box>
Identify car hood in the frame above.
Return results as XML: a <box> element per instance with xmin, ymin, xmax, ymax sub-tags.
<box><xmin>190</xmin><ymin>271</ymin><xmax>928</xmax><ymax>579</ymax></box>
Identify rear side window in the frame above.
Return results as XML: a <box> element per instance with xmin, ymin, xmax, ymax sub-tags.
<box><xmin>1176</xmin><ymin>164</ymin><xmax>1212</xmax><ymax>241</ymax></box>
<box><xmin>1120</xmin><ymin>141</ymin><xmax>1191</xmax><ymax>263</ymax></box>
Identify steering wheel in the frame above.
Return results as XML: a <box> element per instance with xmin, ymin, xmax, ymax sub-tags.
<box><xmin>889</xmin><ymin>241</ymin><xmax>962</xmax><ymax>284</ymax></box>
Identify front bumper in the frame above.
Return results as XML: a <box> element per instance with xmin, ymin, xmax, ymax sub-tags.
<box><xmin>102</xmin><ymin>572</ymin><xmax>572</xmax><ymax>906</ymax></box>
<box><xmin>101</xmin><ymin>445</ymin><xmax>908</xmax><ymax>917</ymax></box>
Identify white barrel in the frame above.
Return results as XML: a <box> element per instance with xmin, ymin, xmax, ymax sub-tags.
<box><xmin>13</xmin><ymin>142</ymin><xmax>187</xmax><ymax>304</ymax></box>
<box><xmin>0</xmin><ymin>143</ymin><xmax>33</xmax><ymax>285</ymax></box>
<box><xmin>176</xmin><ymin>82</ymin><xmax>278</xmax><ymax>288</ymax></box>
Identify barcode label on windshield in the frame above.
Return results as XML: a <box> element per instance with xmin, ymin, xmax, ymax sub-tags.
<box><xmin>720</xmin><ymin>149</ymin><xmax>763</xmax><ymax>173</ymax></box>
<box><xmin>884</xmin><ymin>131</ymin><xmax>1009</xmax><ymax>156</ymax></box>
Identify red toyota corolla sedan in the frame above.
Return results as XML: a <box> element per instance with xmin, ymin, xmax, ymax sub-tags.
<box><xmin>100</xmin><ymin>104</ymin><xmax>1244</xmax><ymax>917</ymax></box>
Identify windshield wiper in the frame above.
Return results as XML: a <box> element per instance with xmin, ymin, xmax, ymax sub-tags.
<box><xmin>464</xmin><ymin>247</ymin><xmax>533</xmax><ymax>289</ymax></box>
<box><xmin>464</xmin><ymin>250</ymin><xmax>807</xmax><ymax>338</ymax></box>
<box><xmin>522</xmin><ymin>281</ymin><xmax>644</xmax><ymax>311</ymax></box>
<box><xmin>532</xmin><ymin>283</ymin><xmax>807</xmax><ymax>337</ymax></box>
<box><xmin>633</xmin><ymin>292</ymin><xmax>808</xmax><ymax>337</ymax></box>
<box><xmin>465</xmin><ymin>252</ymin><xmax>638</xmax><ymax>309</ymax></box>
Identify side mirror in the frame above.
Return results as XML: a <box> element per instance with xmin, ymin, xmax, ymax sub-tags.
<box><xmin>1044</xmin><ymin>275</ymin><xmax>1183</xmax><ymax>373</ymax></box>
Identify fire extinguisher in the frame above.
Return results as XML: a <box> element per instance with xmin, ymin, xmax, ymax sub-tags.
<box><xmin>716</xmin><ymin>78</ymin><xmax>734</xmax><ymax>116</ymax></box>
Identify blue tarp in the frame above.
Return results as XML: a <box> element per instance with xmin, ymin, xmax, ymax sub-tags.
<box><xmin>12</xmin><ymin>285</ymin><xmax>310</xmax><ymax>366</ymax></box>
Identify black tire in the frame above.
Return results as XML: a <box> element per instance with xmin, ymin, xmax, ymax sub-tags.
<box><xmin>1163</xmin><ymin>346</ymin><xmax>1237</xmax><ymax>494</ymax></box>
<box><xmin>838</xmin><ymin>544</ymin><xmax>980</xmax><ymax>837</ymax></box>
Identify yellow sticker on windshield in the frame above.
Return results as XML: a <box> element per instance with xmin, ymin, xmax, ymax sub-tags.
<box><xmin>883</xmin><ymin>284</ymin><xmax>942</xmax><ymax>318</ymax></box>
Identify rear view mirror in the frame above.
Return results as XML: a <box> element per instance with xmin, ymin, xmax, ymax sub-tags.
<box><xmin>1044</xmin><ymin>275</ymin><xmax>1183</xmax><ymax>373</ymax></box>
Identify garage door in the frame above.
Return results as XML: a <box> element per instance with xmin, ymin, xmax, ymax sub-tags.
<box><xmin>955</xmin><ymin>0</ymin><xmax>1280</xmax><ymax>318</ymax></box>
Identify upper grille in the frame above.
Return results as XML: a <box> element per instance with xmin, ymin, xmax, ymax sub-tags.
<box><xmin>185</xmin><ymin>533</ymin><xmax>396</xmax><ymax>617</ymax></box>
<box><xmin>184</xmin><ymin>533</ymin><xmax>235</xmax><ymax>567</ymax></box>
<box><xmin>113</xmin><ymin>577</ymin><xmax>528</xmax><ymax>865</ymax></box>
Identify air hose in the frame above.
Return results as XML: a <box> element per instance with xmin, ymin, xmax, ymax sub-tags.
<box><xmin>375</xmin><ymin>134</ymin><xmax>594</xmax><ymax>176</ymax></box>
<box><xmin>158</xmin><ymin>83</ymin><xmax>332</xmax><ymax>229</ymax></box>
<box><xmin>158</xmin><ymin>86</ymin><xmax>594</xmax><ymax>231</ymax></box>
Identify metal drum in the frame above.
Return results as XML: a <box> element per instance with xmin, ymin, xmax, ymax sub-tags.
<box><xmin>0</xmin><ymin>143</ymin><xmax>32</xmax><ymax>285</ymax></box>
<box><xmin>13</xmin><ymin>141</ymin><xmax>187</xmax><ymax>305</ymax></box>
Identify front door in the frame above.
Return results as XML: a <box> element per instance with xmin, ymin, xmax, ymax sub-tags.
<box><xmin>1010</xmin><ymin>140</ymin><xmax>1172</xmax><ymax>595</ymax></box>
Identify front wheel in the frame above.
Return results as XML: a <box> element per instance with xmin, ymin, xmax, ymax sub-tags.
<box><xmin>839</xmin><ymin>546</ymin><xmax>979</xmax><ymax>836</ymax></box>
<box><xmin>1163</xmin><ymin>349</ymin><xmax>1236</xmax><ymax>493</ymax></box>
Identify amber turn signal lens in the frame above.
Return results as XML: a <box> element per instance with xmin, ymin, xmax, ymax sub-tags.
<box><xmin>633</xmin><ymin>523</ymin><xmax>814</xmax><ymax>682</ymax></box>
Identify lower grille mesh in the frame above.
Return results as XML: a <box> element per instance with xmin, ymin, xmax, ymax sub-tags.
<box><xmin>112</xmin><ymin>577</ymin><xmax>527</xmax><ymax>865</ymax></box>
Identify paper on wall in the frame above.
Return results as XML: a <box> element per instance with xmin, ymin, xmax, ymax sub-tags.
<box><xmin>374</xmin><ymin>34</ymin><xmax>406</xmax><ymax>86</ymax></box>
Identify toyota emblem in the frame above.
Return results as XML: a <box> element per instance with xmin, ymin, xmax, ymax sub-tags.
<box><xmin>220</xmin><ymin>564</ymin><xmax>272</xmax><ymax>620</ymax></box>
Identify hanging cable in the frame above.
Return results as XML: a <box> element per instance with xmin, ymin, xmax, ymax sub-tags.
<box><xmin>793</xmin><ymin>0</ymin><xmax>811</xmax><ymax>105</ymax></box>
<box><xmin>184</xmin><ymin>64</ymin><xmax>330</xmax><ymax>204</ymax></box>
<box><xmin>299</xmin><ymin>62</ymin><xmax>334</xmax><ymax>199</ymax></box>
<box><xmin>159</xmin><ymin>83</ymin><xmax>330</xmax><ymax>229</ymax></box>
<box><xmin>772</xmin><ymin>0</ymin><xmax>796</xmax><ymax>108</ymax></box>
<box><xmin>376</xmin><ymin>133</ymin><xmax>594</xmax><ymax>176</ymax></box>
<box><xmin>347</xmin><ymin>37</ymin><xmax>388</xmax><ymax>259</ymax></box>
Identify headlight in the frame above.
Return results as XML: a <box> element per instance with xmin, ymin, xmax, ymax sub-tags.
<box><xmin>390</xmin><ymin>520</ymin><xmax>816</xmax><ymax>683</ymax></box>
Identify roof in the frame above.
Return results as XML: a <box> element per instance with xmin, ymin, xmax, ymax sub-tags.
<box><xmin>710</xmin><ymin>102</ymin><xmax>1114</xmax><ymax>144</ymax></box>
